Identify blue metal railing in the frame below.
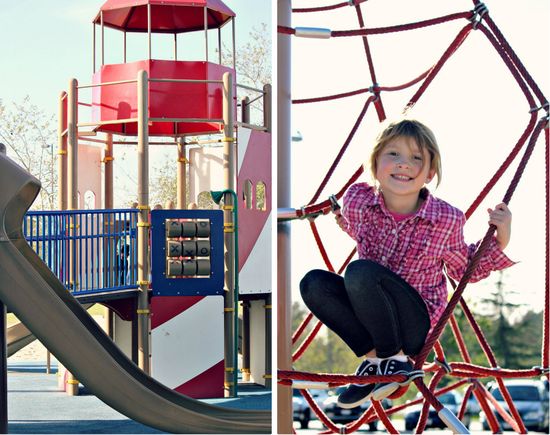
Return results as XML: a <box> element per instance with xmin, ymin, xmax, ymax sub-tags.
<box><xmin>23</xmin><ymin>209</ymin><xmax>139</xmax><ymax>296</ymax></box>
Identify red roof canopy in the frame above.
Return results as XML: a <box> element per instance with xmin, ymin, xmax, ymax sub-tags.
<box><xmin>94</xmin><ymin>0</ymin><xmax>235</xmax><ymax>33</ymax></box>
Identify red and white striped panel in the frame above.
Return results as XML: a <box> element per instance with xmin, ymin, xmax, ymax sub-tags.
<box><xmin>237</xmin><ymin>128</ymin><xmax>272</xmax><ymax>294</ymax></box>
<box><xmin>150</xmin><ymin>295</ymin><xmax>224</xmax><ymax>398</ymax></box>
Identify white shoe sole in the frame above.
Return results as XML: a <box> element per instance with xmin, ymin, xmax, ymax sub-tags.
<box><xmin>337</xmin><ymin>390</ymin><xmax>375</xmax><ymax>409</ymax></box>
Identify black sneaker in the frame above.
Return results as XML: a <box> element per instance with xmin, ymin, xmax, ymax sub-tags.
<box><xmin>371</xmin><ymin>358</ymin><xmax>422</xmax><ymax>401</ymax></box>
<box><xmin>337</xmin><ymin>359</ymin><xmax>378</xmax><ymax>409</ymax></box>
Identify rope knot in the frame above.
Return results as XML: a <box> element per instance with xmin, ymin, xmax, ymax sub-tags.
<box><xmin>532</xmin><ymin>366</ymin><xmax>550</xmax><ymax>375</ymax></box>
<box><xmin>470</xmin><ymin>2</ymin><xmax>488</xmax><ymax>30</ymax></box>
<box><xmin>434</xmin><ymin>357</ymin><xmax>452</xmax><ymax>374</ymax></box>
<box><xmin>368</xmin><ymin>83</ymin><xmax>381</xmax><ymax>94</ymax></box>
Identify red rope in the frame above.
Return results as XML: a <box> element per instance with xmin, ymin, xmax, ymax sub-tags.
<box><xmin>292</xmin><ymin>319</ymin><xmax>323</xmax><ymax>362</ymax></box>
<box><xmin>293</xmin><ymin>1</ymin><xmax>350</xmax><ymax>13</ymax></box>
<box><xmin>292</xmin><ymin>312</ymin><xmax>313</xmax><ymax>345</ymax></box>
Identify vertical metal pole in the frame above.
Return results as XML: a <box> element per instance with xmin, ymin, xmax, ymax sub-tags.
<box><xmin>263</xmin><ymin>84</ymin><xmax>272</xmax><ymax>133</ymax></box>
<box><xmin>176</xmin><ymin>138</ymin><xmax>187</xmax><ymax>209</ymax></box>
<box><xmin>277</xmin><ymin>0</ymin><xmax>293</xmax><ymax>432</ymax></box>
<box><xmin>67</xmin><ymin>78</ymin><xmax>80</xmax><ymax>396</ymax></box>
<box><xmin>67</xmin><ymin>79</ymin><xmax>78</xmax><ymax>211</ymax></box>
<box><xmin>0</xmin><ymin>303</ymin><xmax>7</xmax><ymax>433</ymax></box>
<box><xmin>124</xmin><ymin>31</ymin><xmax>127</xmax><ymax>63</ymax></box>
<box><xmin>204</xmin><ymin>7</ymin><xmax>208</xmax><ymax>62</ymax></box>
<box><xmin>174</xmin><ymin>34</ymin><xmax>177</xmax><ymax>61</ymax></box>
<box><xmin>101</xmin><ymin>11</ymin><xmax>104</xmax><ymax>66</ymax></box>
<box><xmin>93</xmin><ymin>23</ymin><xmax>96</xmax><ymax>73</ymax></box>
<box><xmin>241</xmin><ymin>301</ymin><xmax>250</xmax><ymax>382</ymax></box>
<box><xmin>147</xmin><ymin>4</ymin><xmax>152</xmax><ymax>60</ymax></box>
<box><xmin>241</xmin><ymin>96</ymin><xmax>250</xmax><ymax>124</ymax></box>
<box><xmin>218</xmin><ymin>28</ymin><xmax>222</xmax><ymax>64</ymax></box>
<box><xmin>231</xmin><ymin>18</ymin><xmax>236</xmax><ymax>71</ymax></box>
<box><xmin>222</xmin><ymin>72</ymin><xmax>236</xmax><ymax>397</ymax></box>
<box><xmin>58</xmin><ymin>92</ymin><xmax>68</xmax><ymax>211</ymax></box>
<box><xmin>265</xmin><ymin>294</ymin><xmax>272</xmax><ymax>389</ymax></box>
<box><xmin>104</xmin><ymin>133</ymin><xmax>114</xmax><ymax>339</ymax></box>
<box><xmin>137</xmin><ymin>70</ymin><xmax>150</xmax><ymax>374</ymax></box>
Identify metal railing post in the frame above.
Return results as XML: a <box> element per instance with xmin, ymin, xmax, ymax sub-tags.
<box><xmin>137</xmin><ymin>70</ymin><xmax>151</xmax><ymax>374</ymax></box>
<box><xmin>177</xmin><ymin>138</ymin><xmax>187</xmax><ymax>209</ymax></box>
<box><xmin>222</xmin><ymin>71</ymin><xmax>237</xmax><ymax>397</ymax></box>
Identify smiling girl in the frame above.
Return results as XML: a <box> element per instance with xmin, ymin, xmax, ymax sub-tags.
<box><xmin>300</xmin><ymin>119</ymin><xmax>514</xmax><ymax>408</ymax></box>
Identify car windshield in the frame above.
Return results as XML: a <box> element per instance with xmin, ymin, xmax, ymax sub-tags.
<box><xmin>439</xmin><ymin>394</ymin><xmax>457</xmax><ymax>405</ymax></box>
<box><xmin>492</xmin><ymin>385</ymin><xmax>539</xmax><ymax>402</ymax></box>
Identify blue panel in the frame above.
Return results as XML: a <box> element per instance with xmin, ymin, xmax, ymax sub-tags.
<box><xmin>151</xmin><ymin>209</ymin><xmax>224</xmax><ymax>296</ymax></box>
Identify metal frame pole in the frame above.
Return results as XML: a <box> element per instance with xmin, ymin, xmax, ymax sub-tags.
<box><xmin>104</xmin><ymin>133</ymin><xmax>114</xmax><ymax>339</ymax></box>
<box><xmin>174</xmin><ymin>34</ymin><xmax>178</xmax><ymax>61</ymax></box>
<box><xmin>124</xmin><ymin>31</ymin><xmax>127</xmax><ymax>63</ymax></box>
<box><xmin>263</xmin><ymin>84</ymin><xmax>272</xmax><ymax>133</ymax></box>
<box><xmin>137</xmin><ymin>70</ymin><xmax>151</xmax><ymax>374</ymax></box>
<box><xmin>222</xmin><ymin>72</ymin><xmax>236</xmax><ymax>397</ymax></box>
<box><xmin>265</xmin><ymin>294</ymin><xmax>272</xmax><ymax>389</ymax></box>
<box><xmin>231</xmin><ymin>18</ymin><xmax>236</xmax><ymax>71</ymax></box>
<box><xmin>67</xmin><ymin>78</ymin><xmax>80</xmax><ymax>396</ymax></box>
<box><xmin>176</xmin><ymin>138</ymin><xmax>187</xmax><ymax>209</ymax></box>
<box><xmin>0</xmin><ymin>301</ymin><xmax>6</xmax><ymax>434</ymax></box>
<box><xmin>204</xmin><ymin>7</ymin><xmax>209</xmax><ymax>62</ymax></box>
<box><xmin>58</xmin><ymin>92</ymin><xmax>68</xmax><ymax>211</ymax></box>
<box><xmin>241</xmin><ymin>300</ymin><xmax>250</xmax><ymax>382</ymax></box>
<box><xmin>277</xmin><ymin>0</ymin><xmax>293</xmax><ymax>431</ymax></box>
<box><xmin>147</xmin><ymin>4</ymin><xmax>152</xmax><ymax>60</ymax></box>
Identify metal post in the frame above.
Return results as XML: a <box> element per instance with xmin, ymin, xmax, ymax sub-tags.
<box><xmin>277</xmin><ymin>0</ymin><xmax>293</xmax><ymax>432</ymax></box>
<box><xmin>242</xmin><ymin>301</ymin><xmax>250</xmax><ymax>382</ymax></box>
<box><xmin>263</xmin><ymin>84</ymin><xmax>272</xmax><ymax>133</ymax></box>
<box><xmin>104</xmin><ymin>133</ymin><xmax>114</xmax><ymax>339</ymax></box>
<box><xmin>218</xmin><ymin>28</ymin><xmax>222</xmax><ymax>64</ymax></box>
<box><xmin>176</xmin><ymin>138</ymin><xmax>187</xmax><ymax>209</ymax></box>
<box><xmin>265</xmin><ymin>294</ymin><xmax>272</xmax><ymax>389</ymax></box>
<box><xmin>124</xmin><ymin>31</ymin><xmax>127</xmax><ymax>63</ymax></box>
<box><xmin>222</xmin><ymin>72</ymin><xmax>236</xmax><ymax>397</ymax></box>
<box><xmin>101</xmin><ymin>11</ymin><xmax>104</xmax><ymax>66</ymax></box>
<box><xmin>174</xmin><ymin>34</ymin><xmax>178</xmax><ymax>61</ymax></box>
<box><xmin>58</xmin><ymin>91</ymin><xmax>68</xmax><ymax>211</ymax></box>
<box><xmin>0</xmin><ymin>301</ymin><xmax>7</xmax><ymax>434</ymax></box>
<box><xmin>147</xmin><ymin>4</ymin><xmax>152</xmax><ymax>60</ymax></box>
<box><xmin>241</xmin><ymin>96</ymin><xmax>250</xmax><ymax>124</ymax></box>
<box><xmin>66</xmin><ymin>78</ymin><xmax>80</xmax><ymax>396</ymax></box>
<box><xmin>204</xmin><ymin>7</ymin><xmax>209</xmax><ymax>62</ymax></box>
<box><xmin>231</xmin><ymin>18</ymin><xmax>236</xmax><ymax>71</ymax></box>
<box><xmin>137</xmin><ymin>70</ymin><xmax>150</xmax><ymax>374</ymax></box>
<box><xmin>93</xmin><ymin>23</ymin><xmax>96</xmax><ymax>73</ymax></box>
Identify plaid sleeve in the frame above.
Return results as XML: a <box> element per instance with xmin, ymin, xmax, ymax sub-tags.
<box><xmin>341</xmin><ymin>183</ymin><xmax>372</xmax><ymax>239</ymax></box>
<box><xmin>443</xmin><ymin>212</ymin><xmax>516</xmax><ymax>283</ymax></box>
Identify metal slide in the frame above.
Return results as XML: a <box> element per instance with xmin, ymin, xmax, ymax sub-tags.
<box><xmin>7</xmin><ymin>323</ymin><xmax>34</xmax><ymax>357</ymax></box>
<box><xmin>0</xmin><ymin>151</ymin><xmax>271</xmax><ymax>433</ymax></box>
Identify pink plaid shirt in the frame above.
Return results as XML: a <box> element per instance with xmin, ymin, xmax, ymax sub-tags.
<box><xmin>342</xmin><ymin>183</ymin><xmax>515</xmax><ymax>326</ymax></box>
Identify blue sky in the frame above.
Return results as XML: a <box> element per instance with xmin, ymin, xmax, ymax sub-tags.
<box><xmin>0</xmin><ymin>0</ymin><xmax>272</xmax><ymax>115</ymax></box>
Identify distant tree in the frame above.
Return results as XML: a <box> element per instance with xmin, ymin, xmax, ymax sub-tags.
<box><xmin>220</xmin><ymin>23</ymin><xmax>271</xmax><ymax>125</ymax></box>
<box><xmin>0</xmin><ymin>97</ymin><xmax>57</xmax><ymax>210</ymax></box>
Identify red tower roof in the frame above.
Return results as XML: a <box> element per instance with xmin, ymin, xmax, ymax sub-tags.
<box><xmin>94</xmin><ymin>0</ymin><xmax>235</xmax><ymax>33</ymax></box>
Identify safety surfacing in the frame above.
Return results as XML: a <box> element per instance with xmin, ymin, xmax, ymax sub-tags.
<box><xmin>7</xmin><ymin>362</ymin><xmax>271</xmax><ymax>434</ymax></box>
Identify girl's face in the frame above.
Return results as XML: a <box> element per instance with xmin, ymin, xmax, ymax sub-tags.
<box><xmin>375</xmin><ymin>136</ymin><xmax>435</xmax><ymax>199</ymax></box>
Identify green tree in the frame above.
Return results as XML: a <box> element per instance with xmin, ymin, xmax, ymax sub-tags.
<box><xmin>0</xmin><ymin>97</ymin><xmax>57</xmax><ymax>210</ymax></box>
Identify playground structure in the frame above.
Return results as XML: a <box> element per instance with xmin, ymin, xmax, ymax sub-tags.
<box><xmin>1</xmin><ymin>0</ymin><xmax>272</xmax><ymax>433</ymax></box>
<box><xmin>277</xmin><ymin>1</ymin><xmax>548</xmax><ymax>434</ymax></box>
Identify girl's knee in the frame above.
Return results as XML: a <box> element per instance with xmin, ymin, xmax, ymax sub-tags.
<box><xmin>299</xmin><ymin>269</ymin><xmax>324</xmax><ymax>299</ymax></box>
<box><xmin>344</xmin><ymin>259</ymin><xmax>378</xmax><ymax>282</ymax></box>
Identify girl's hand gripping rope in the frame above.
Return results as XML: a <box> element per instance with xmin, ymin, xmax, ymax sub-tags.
<box><xmin>487</xmin><ymin>202</ymin><xmax>512</xmax><ymax>250</ymax></box>
<box><xmin>330</xmin><ymin>194</ymin><xmax>347</xmax><ymax>232</ymax></box>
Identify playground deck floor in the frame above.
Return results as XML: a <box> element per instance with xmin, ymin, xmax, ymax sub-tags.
<box><xmin>7</xmin><ymin>361</ymin><xmax>271</xmax><ymax>434</ymax></box>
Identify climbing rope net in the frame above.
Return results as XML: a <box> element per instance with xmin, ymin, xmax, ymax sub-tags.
<box><xmin>277</xmin><ymin>0</ymin><xmax>549</xmax><ymax>433</ymax></box>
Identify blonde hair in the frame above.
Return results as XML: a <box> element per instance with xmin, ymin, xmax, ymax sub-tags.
<box><xmin>370</xmin><ymin>119</ymin><xmax>442</xmax><ymax>187</ymax></box>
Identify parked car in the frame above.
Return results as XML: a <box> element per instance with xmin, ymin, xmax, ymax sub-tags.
<box><xmin>292</xmin><ymin>389</ymin><xmax>329</xmax><ymax>429</ymax></box>
<box><xmin>480</xmin><ymin>379</ymin><xmax>549</xmax><ymax>432</ymax></box>
<box><xmin>321</xmin><ymin>387</ymin><xmax>392</xmax><ymax>431</ymax></box>
<box><xmin>404</xmin><ymin>390</ymin><xmax>471</xmax><ymax>431</ymax></box>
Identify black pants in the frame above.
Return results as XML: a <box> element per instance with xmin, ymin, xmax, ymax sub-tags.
<box><xmin>300</xmin><ymin>259</ymin><xmax>430</xmax><ymax>358</ymax></box>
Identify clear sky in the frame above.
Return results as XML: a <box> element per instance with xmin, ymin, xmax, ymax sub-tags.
<box><xmin>288</xmin><ymin>0</ymin><xmax>549</xmax><ymax>318</ymax></box>
<box><xmin>0</xmin><ymin>0</ymin><xmax>271</xmax><ymax>114</ymax></box>
<box><xmin>0</xmin><ymin>0</ymin><xmax>272</xmax><ymax>206</ymax></box>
